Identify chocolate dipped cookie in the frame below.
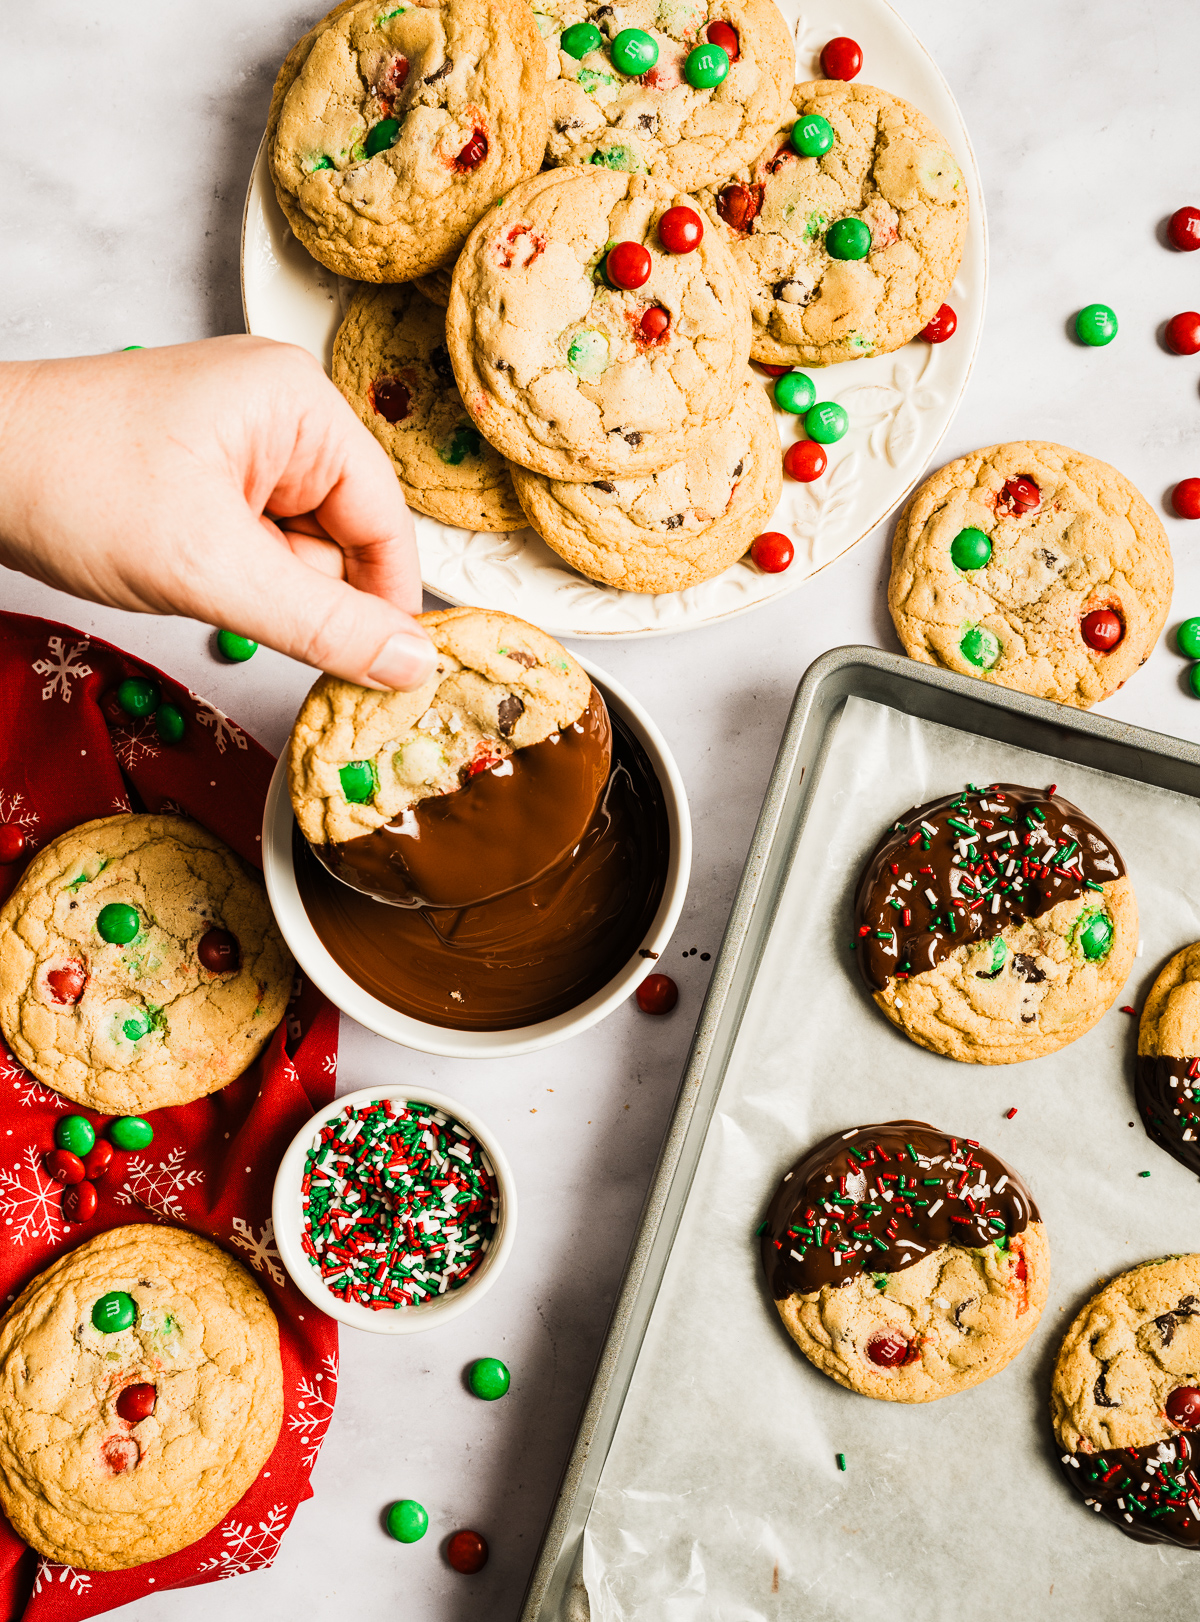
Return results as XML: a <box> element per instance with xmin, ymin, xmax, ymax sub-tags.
<box><xmin>1136</xmin><ymin>944</ymin><xmax>1200</xmax><ymax>1176</ymax></box>
<box><xmin>1053</xmin><ymin>1255</ymin><xmax>1200</xmax><ymax>1547</ymax></box>
<box><xmin>761</xmin><ymin>1120</ymin><xmax>1048</xmax><ymax>1402</ymax></box>
<box><xmin>854</xmin><ymin>782</ymin><xmax>1136</xmax><ymax>1064</ymax></box>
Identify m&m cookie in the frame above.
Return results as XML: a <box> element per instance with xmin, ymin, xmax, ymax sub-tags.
<box><xmin>1136</xmin><ymin>944</ymin><xmax>1200</xmax><ymax>1176</ymax></box>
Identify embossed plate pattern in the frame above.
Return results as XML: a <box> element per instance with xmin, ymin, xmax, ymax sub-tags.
<box><xmin>241</xmin><ymin>0</ymin><xmax>985</xmax><ymax>638</ymax></box>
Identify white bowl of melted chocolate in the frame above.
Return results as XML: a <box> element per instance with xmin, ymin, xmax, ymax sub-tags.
<box><xmin>264</xmin><ymin>607</ymin><xmax>689</xmax><ymax>1055</ymax></box>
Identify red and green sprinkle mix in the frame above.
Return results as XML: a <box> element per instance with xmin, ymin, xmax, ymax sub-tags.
<box><xmin>300</xmin><ymin>1099</ymin><xmax>498</xmax><ymax>1311</ymax></box>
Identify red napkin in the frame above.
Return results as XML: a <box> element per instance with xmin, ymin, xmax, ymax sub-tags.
<box><xmin>0</xmin><ymin>611</ymin><xmax>338</xmax><ymax>1620</ymax></box>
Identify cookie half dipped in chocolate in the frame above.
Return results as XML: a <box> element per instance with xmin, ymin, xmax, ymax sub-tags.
<box><xmin>761</xmin><ymin>1120</ymin><xmax>1049</xmax><ymax>1403</ymax></box>
<box><xmin>1052</xmin><ymin>1255</ymin><xmax>1200</xmax><ymax>1548</ymax></box>
<box><xmin>853</xmin><ymin>782</ymin><xmax>1136</xmax><ymax>1064</ymax></box>
<box><xmin>1137</xmin><ymin>945</ymin><xmax>1200</xmax><ymax>1175</ymax></box>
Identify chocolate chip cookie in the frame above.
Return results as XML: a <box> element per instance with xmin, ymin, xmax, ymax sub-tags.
<box><xmin>762</xmin><ymin>1120</ymin><xmax>1048</xmax><ymax>1403</ymax></box>
<box><xmin>1053</xmin><ymin>1255</ymin><xmax>1200</xmax><ymax>1547</ymax></box>
<box><xmin>697</xmin><ymin>80</ymin><xmax>968</xmax><ymax>366</ymax></box>
<box><xmin>888</xmin><ymin>442</ymin><xmax>1173</xmax><ymax>709</ymax></box>
<box><xmin>266</xmin><ymin>0</ymin><xmax>548</xmax><ymax>282</ymax></box>
<box><xmin>1137</xmin><ymin>945</ymin><xmax>1200</xmax><ymax>1177</ymax></box>
<box><xmin>0</xmin><ymin>1225</ymin><xmax>283</xmax><ymax>1571</ymax></box>
<box><xmin>542</xmin><ymin>0</ymin><xmax>794</xmax><ymax>193</ymax></box>
<box><xmin>508</xmin><ymin>376</ymin><xmax>779</xmax><ymax>590</ymax></box>
<box><xmin>854</xmin><ymin>782</ymin><xmax>1137</xmax><ymax>1065</ymax></box>
<box><xmin>288</xmin><ymin>606</ymin><xmax>593</xmax><ymax>847</ymax></box>
<box><xmin>0</xmin><ymin>816</ymin><xmax>294</xmax><ymax>1115</ymax></box>
<box><xmin>334</xmin><ymin>283</ymin><xmax>524</xmax><ymax>531</ymax></box>
<box><xmin>446</xmin><ymin>165</ymin><xmax>751</xmax><ymax>478</ymax></box>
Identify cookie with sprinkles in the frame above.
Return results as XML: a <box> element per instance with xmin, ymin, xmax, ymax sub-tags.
<box><xmin>1052</xmin><ymin>1254</ymin><xmax>1200</xmax><ymax>1547</ymax></box>
<box><xmin>1136</xmin><ymin>945</ymin><xmax>1200</xmax><ymax>1176</ymax></box>
<box><xmin>853</xmin><ymin>782</ymin><xmax>1137</xmax><ymax>1065</ymax></box>
<box><xmin>761</xmin><ymin>1120</ymin><xmax>1049</xmax><ymax>1403</ymax></box>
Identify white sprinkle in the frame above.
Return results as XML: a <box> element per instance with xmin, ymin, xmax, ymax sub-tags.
<box><xmin>843</xmin><ymin>1129</ymin><xmax>860</xmax><ymax>1138</ymax></box>
<box><xmin>1137</xmin><ymin>939</ymin><xmax>1145</xmax><ymax>957</ymax></box>
<box><xmin>833</xmin><ymin>1250</ymin><xmax>841</xmax><ymax>1264</ymax></box>
<box><xmin>925</xmin><ymin>888</ymin><xmax>938</xmax><ymax>905</ymax></box>
<box><xmin>898</xmin><ymin>878</ymin><xmax>913</xmax><ymax>890</ymax></box>
<box><xmin>783</xmin><ymin>1171</ymin><xmax>793</xmax><ymax>1181</ymax></box>
<box><xmin>994</xmin><ymin>1175</ymin><xmax>1008</xmax><ymax>1193</ymax></box>
<box><xmin>991</xmin><ymin>896</ymin><xmax>1001</xmax><ymax>914</ymax></box>
<box><xmin>928</xmin><ymin>1199</ymin><xmax>943</xmax><ymax>1217</ymax></box>
<box><xmin>986</xmin><ymin>831</ymin><xmax>1009</xmax><ymax>843</ymax></box>
<box><xmin>895</xmin><ymin>1240</ymin><xmax>926</xmax><ymax>1251</ymax></box>
<box><xmin>920</xmin><ymin>820</ymin><xmax>938</xmax><ymax>835</ymax></box>
<box><xmin>790</xmin><ymin>1248</ymin><xmax>804</xmax><ymax>1263</ymax></box>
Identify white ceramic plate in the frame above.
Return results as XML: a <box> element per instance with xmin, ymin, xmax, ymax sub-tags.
<box><xmin>241</xmin><ymin>0</ymin><xmax>986</xmax><ymax>639</ymax></box>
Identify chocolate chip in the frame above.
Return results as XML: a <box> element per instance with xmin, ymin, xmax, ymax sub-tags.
<box><xmin>1020</xmin><ymin>1013</ymin><xmax>1036</xmax><ymax>1023</ymax></box>
<box><xmin>423</xmin><ymin>60</ymin><xmax>452</xmax><ymax>83</ymax></box>
<box><xmin>1094</xmin><ymin>1366</ymin><xmax>1120</xmax><ymax>1407</ymax></box>
<box><xmin>638</xmin><ymin>948</ymin><xmax>659</xmax><ymax>959</ymax></box>
<box><xmin>731</xmin><ymin>460</ymin><xmax>744</xmax><ymax>478</ymax></box>
<box><xmin>555</xmin><ymin>118</ymin><xmax>583</xmax><ymax>133</ymax></box>
<box><xmin>1012</xmin><ymin>953</ymin><xmax>1046</xmax><ymax>984</ymax></box>
<box><xmin>494</xmin><ymin>358</ymin><xmax>511</xmax><ymax>372</ymax></box>
<box><xmin>592</xmin><ymin>480</ymin><xmax>616</xmax><ymax>492</ymax></box>
<box><xmin>497</xmin><ymin>694</ymin><xmax>524</xmax><ymax>737</ymax></box>
<box><xmin>623</xmin><ymin>430</ymin><xmax>642</xmax><ymax>447</ymax></box>
<box><xmin>772</xmin><ymin>277</ymin><xmax>812</xmax><ymax>306</ymax></box>
<box><xmin>429</xmin><ymin>345</ymin><xmax>454</xmax><ymax>384</ymax></box>
<box><xmin>665</xmin><ymin>514</ymin><xmax>684</xmax><ymax>530</ymax></box>
<box><xmin>1037</xmin><ymin>548</ymin><xmax>1060</xmax><ymax>568</ymax></box>
<box><xmin>506</xmin><ymin>649</ymin><xmax>537</xmax><ymax>669</ymax></box>
<box><xmin>953</xmin><ymin>1296</ymin><xmax>978</xmax><ymax>1330</ymax></box>
<box><xmin>636</xmin><ymin>112</ymin><xmax>656</xmax><ymax>131</ymax></box>
<box><xmin>1157</xmin><ymin>1311</ymin><xmax>1178</xmax><ymax>1346</ymax></box>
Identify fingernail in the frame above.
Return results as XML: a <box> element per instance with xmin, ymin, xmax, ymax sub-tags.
<box><xmin>367</xmin><ymin>633</ymin><xmax>437</xmax><ymax>692</ymax></box>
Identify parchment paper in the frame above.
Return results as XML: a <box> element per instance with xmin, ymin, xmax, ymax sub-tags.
<box><xmin>582</xmin><ymin>696</ymin><xmax>1200</xmax><ymax>1622</ymax></box>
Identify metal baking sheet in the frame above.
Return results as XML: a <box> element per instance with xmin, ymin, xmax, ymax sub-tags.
<box><xmin>519</xmin><ymin>647</ymin><xmax>1200</xmax><ymax>1622</ymax></box>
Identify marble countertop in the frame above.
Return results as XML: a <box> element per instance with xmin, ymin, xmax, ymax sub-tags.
<box><xmin>4</xmin><ymin>1</ymin><xmax>1200</xmax><ymax>1616</ymax></box>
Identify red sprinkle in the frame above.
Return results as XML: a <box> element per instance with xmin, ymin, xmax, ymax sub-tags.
<box><xmin>1120</xmin><ymin>1006</ymin><xmax>1136</xmax><ymax>1015</ymax></box>
<box><xmin>1005</xmin><ymin>1107</ymin><xmax>1018</xmax><ymax>1120</ymax></box>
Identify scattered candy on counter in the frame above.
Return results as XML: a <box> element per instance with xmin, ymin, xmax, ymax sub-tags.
<box><xmin>1139</xmin><ymin>1170</ymin><xmax>1152</xmax><ymax>1178</ymax></box>
<box><xmin>1172</xmin><ymin>479</ymin><xmax>1200</xmax><ymax>520</ymax></box>
<box><xmin>920</xmin><ymin>304</ymin><xmax>957</xmax><ymax>343</ymax></box>
<box><xmin>1075</xmin><ymin>303</ymin><xmax>1118</xmax><ymax>347</ymax></box>
<box><xmin>468</xmin><ymin>1357</ymin><xmax>511</xmax><ymax>1400</ymax></box>
<box><xmin>750</xmin><ymin>531</ymin><xmax>794</xmax><ymax>573</ymax></box>
<box><xmin>93</xmin><ymin>1291</ymin><xmax>137</xmax><ymax>1333</ymax></box>
<box><xmin>1005</xmin><ymin>1107</ymin><xmax>1019</xmax><ymax>1119</ymax></box>
<box><xmin>820</xmin><ymin>36</ymin><xmax>862</xmax><ymax>81</ymax></box>
<box><xmin>1165</xmin><ymin>311</ymin><xmax>1200</xmax><ymax>356</ymax></box>
<box><xmin>301</xmin><ymin>1099</ymin><xmax>499</xmax><ymax>1310</ymax></box>
<box><xmin>446</xmin><ymin>1529</ymin><xmax>489</xmax><ymax>1575</ymax></box>
<box><xmin>658</xmin><ymin>206</ymin><xmax>703</xmax><ymax>254</ymax></box>
<box><xmin>386</xmin><ymin>1499</ymin><xmax>429</xmax><ymax>1543</ymax></box>
<box><xmin>55</xmin><ymin>1114</ymin><xmax>95</xmax><ymax>1156</ymax></box>
<box><xmin>121</xmin><ymin>345</ymin><xmax>144</xmax><ymax>351</ymax></box>
<box><xmin>836</xmin><ymin>1453</ymin><xmax>847</xmax><ymax>1472</ymax></box>
<box><xmin>1176</xmin><ymin>618</ymin><xmax>1200</xmax><ymax>658</ymax></box>
<box><xmin>756</xmin><ymin>362</ymin><xmax>792</xmax><ymax>379</ymax></box>
<box><xmin>1167</xmin><ymin>205</ymin><xmax>1200</xmax><ymax>252</ymax></box>
<box><xmin>1119</xmin><ymin>1005</ymin><xmax>1137</xmax><ymax>1015</ymax></box>
<box><xmin>155</xmin><ymin>702</ymin><xmax>185</xmax><ymax>744</ymax></box>
<box><xmin>606</xmin><ymin>241</ymin><xmax>651</xmax><ymax>290</ymax></box>
<box><xmin>773</xmin><ymin>371</ymin><xmax>816</xmax><ymax>415</ymax></box>
<box><xmin>116</xmin><ymin>677</ymin><xmax>159</xmax><ymax>718</ymax></box>
<box><xmin>804</xmin><ymin>401</ymin><xmax>849</xmax><ymax>444</ymax></box>
<box><xmin>1189</xmin><ymin>667</ymin><xmax>1200</xmax><ymax>701</ymax></box>
<box><xmin>0</xmin><ymin>826</ymin><xmax>26</xmax><ymax>863</ymax></box>
<box><xmin>111</xmin><ymin>1116</ymin><xmax>154</xmax><ymax>1150</ymax></box>
<box><xmin>636</xmin><ymin>973</ymin><xmax>678</xmax><ymax>1015</ymax></box>
<box><xmin>216</xmin><ymin>629</ymin><xmax>258</xmax><ymax>662</ymax></box>
<box><xmin>783</xmin><ymin>440</ymin><xmax>827</xmax><ymax>482</ymax></box>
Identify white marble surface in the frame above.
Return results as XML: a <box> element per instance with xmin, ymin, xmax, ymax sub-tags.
<box><xmin>3</xmin><ymin>2</ymin><xmax>1200</xmax><ymax>1617</ymax></box>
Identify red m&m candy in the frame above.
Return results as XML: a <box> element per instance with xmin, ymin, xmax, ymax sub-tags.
<box><xmin>706</xmin><ymin>20</ymin><xmax>739</xmax><ymax>60</ymax></box>
<box><xmin>638</xmin><ymin>306</ymin><xmax>670</xmax><ymax>343</ymax></box>
<box><xmin>63</xmin><ymin>1181</ymin><xmax>98</xmax><ymax>1223</ymax></box>
<box><xmin>46</xmin><ymin>1149</ymin><xmax>86</xmax><ymax>1186</ymax></box>
<box><xmin>999</xmin><ymin>476</ymin><xmax>1040</xmax><ymax>515</ymax></box>
<box><xmin>606</xmin><ymin>241</ymin><xmax>652</xmax><ymax>290</ymax></box>
<box><xmin>1166</xmin><ymin>1386</ymin><xmax>1200</xmax><ymax>1427</ymax></box>
<box><xmin>46</xmin><ymin>959</ymin><xmax>88</xmax><ymax>1005</ymax></box>
<box><xmin>920</xmin><ymin>304</ymin><xmax>957</xmax><ymax>343</ymax></box>
<box><xmin>0</xmin><ymin>826</ymin><xmax>25</xmax><ymax>865</ymax></box>
<box><xmin>715</xmin><ymin>182</ymin><xmax>762</xmax><ymax>232</ymax></box>
<box><xmin>198</xmin><ymin>928</ymin><xmax>240</xmax><ymax>974</ymax></box>
<box><xmin>658</xmin><ymin>206</ymin><xmax>703</xmax><ymax>253</ymax></box>
<box><xmin>1167</xmin><ymin>206</ymin><xmax>1200</xmax><ymax>252</ymax></box>
<box><xmin>820</xmin><ymin>36</ymin><xmax>862</xmax><ymax>80</ymax></box>
<box><xmin>1165</xmin><ymin>312</ymin><xmax>1200</xmax><ymax>356</ymax></box>
<box><xmin>756</xmin><ymin>362</ymin><xmax>792</xmax><ymax>378</ymax></box>
<box><xmin>455</xmin><ymin>129</ymin><xmax>488</xmax><ymax>172</ymax></box>
<box><xmin>372</xmin><ymin>378</ymin><xmax>411</xmax><ymax>424</ymax></box>
<box><xmin>1173</xmin><ymin>479</ymin><xmax>1200</xmax><ymax>520</ymax></box>
<box><xmin>750</xmin><ymin>531</ymin><xmax>794</xmax><ymax>573</ymax></box>
<box><xmin>783</xmin><ymin>440</ymin><xmax>827</xmax><ymax>482</ymax></box>
<box><xmin>116</xmin><ymin>1383</ymin><xmax>158</xmax><ymax>1423</ymax></box>
<box><xmin>1081</xmin><ymin>609</ymin><xmax>1123</xmax><ymax>652</ymax></box>
<box><xmin>636</xmin><ymin>973</ymin><xmax>678</xmax><ymax>1015</ymax></box>
<box><xmin>83</xmin><ymin>1139</ymin><xmax>114</xmax><ymax>1180</ymax></box>
<box><xmin>446</xmin><ymin>1529</ymin><xmax>488</xmax><ymax>1574</ymax></box>
<box><xmin>866</xmin><ymin>1331</ymin><xmax>913</xmax><ymax>1368</ymax></box>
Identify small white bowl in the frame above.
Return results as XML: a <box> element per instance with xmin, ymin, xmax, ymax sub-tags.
<box><xmin>261</xmin><ymin>657</ymin><xmax>691</xmax><ymax>1058</ymax></box>
<box><xmin>272</xmin><ymin>1084</ymin><xmax>517</xmax><ymax>1335</ymax></box>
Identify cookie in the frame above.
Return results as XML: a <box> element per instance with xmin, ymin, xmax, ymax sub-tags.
<box><xmin>266</xmin><ymin>0</ymin><xmax>548</xmax><ymax>283</ymax></box>
<box><xmin>696</xmin><ymin>80</ymin><xmax>967</xmax><ymax>367</ymax></box>
<box><xmin>333</xmin><ymin>283</ymin><xmax>525</xmax><ymax>531</ymax></box>
<box><xmin>1052</xmin><ymin>1255</ymin><xmax>1200</xmax><ymax>1547</ymax></box>
<box><xmin>508</xmin><ymin>377</ymin><xmax>780</xmax><ymax>590</ymax></box>
<box><xmin>1136</xmin><ymin>945</ymin><xmax>1200</xmax><ymax>1176</ymax></box>
<box><xmin>0</xmin><ymin>816</ymin><xmax>293</xmax><ymax>1115</ymax></box>
<box><xmin>854</xmin><ymin>782</ymin><xmax>1136</xmax><ymax>1065</ymax></box>
<box><xmin>445</xmin><ymin>166</ymin><xmax>751</xmax><ymax>478</ymax></box>
<box><xmin>888</xmin><ymin>442</ymin><xmax>1173</xmax><ymax>709</ymax></box>
<box><xmin>541</xmin><ymin>0</ymin><xmax>794</xmax><ymax>193</ymax></box>
<box><xmin>761</xmin><ymin>1120</ymin><xmax>1048</xmax><ymax>1403</ymax></box>
<box><xmin>0</xmin><ymin>1225</ymin><xmax>283</xmax><ymax>1571</ymax></box>
<box><xmin>289</xmin><ymin>605</ymin><xmax>592</xmax><ymax>846</ymax></box>
<box><xmin>413</xmin><ymin>264</ymin><xmax>454</xmax><ymax>307</ymax></box>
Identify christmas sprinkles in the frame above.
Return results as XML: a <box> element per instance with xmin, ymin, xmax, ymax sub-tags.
<box><xmin>1063</xmin><ymin>1433</ymin><xmax>1200</xmax><ymax>1548</ymax></box>
<box><xmin>301</xmin><ymin>1100</ymin><xmax>498</xmax><ymax>1310</ymax></box>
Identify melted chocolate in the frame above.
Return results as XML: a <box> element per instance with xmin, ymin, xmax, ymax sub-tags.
<box><xmin>325</xmin><ymin>689</ymin><xmax>612</xmax><ymax>908</ymax></box>
<box><xmin>854</xmin><ymin>783</ymin><xmax>1125</xmax><ymax>992</ymax></box>
<box><xmin>1060</xmin><ymin>1434</ymin><xmax>1200</xmax><ymax>1547</ymax></box>
<box><xmin>295</xmin><ymin>711</ymin><xmax>668</xmax><ymax>1030</ymax></box>
<box><xmin>761</xmin><ymin>1120</ymin><xmax>1038</xmax><ymax>1299</ymax></box>
<box><xmin>1136</xmin><ymin>1056</ymin><xmax>1200</xmax><ymax>1176</ymax></box>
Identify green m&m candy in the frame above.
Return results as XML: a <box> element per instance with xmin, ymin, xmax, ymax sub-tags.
<box><xmin>364</xmin><ymin>117</ymin><xmax>401</xmax><ymax>157</ymax></box>
<box><xmin>976</xmin><ymin>936</ymin><xmax>1007</xmax><ymax>977</ymax></box>
<box><xmin>1189</xmin><ymin>665</ymin><xmax>1200</xmax><ymax>701</ymax></box>
<box><xmin>155</xmin><ymin>703</ymin><xmax>185</xmax><ymax>745</ymax></box>
<box><xmin>116</xmin><ymin>678</ymin><xmax>160</xmax><ymax>718</ymax></box>
<box><xmin>804</xmin><ymin>401</ymin><xmax>848</xmax><ymax>444</ymax></box>
<box><xmin>1176</xmin><ymin>617</ymin><xmax>1200</xmax><ymax>659</ymax></box>
<box><xmin>790</xmin><ymin>113</ymin><xmax>833</xmax><ymax>158</ymax></box>
<box><xmin>1075</xmin><ymin>304</ymin><xmax>1118</xmax><ymax>347</ymax></box>
<box><xmin>217</xmin><ymin>629</ymin><xmax>258</xmax><ymax>663</ymax></box>
<box><xmin>97</xmin><ymin>903</ymin><xmax>140</xmax><ymax>945</ymax></box>
<box><xmin>339</xmin><ymin>759</ymin><xmax>377</xmax><ymax>804</ymax></box>
<box><xmin>386</xmin><ymin>1499</ymin><xmax>429</xmax><ymax>1543</ymax></box>
<box><xmin>1077</xmin><ymin>910</ymin><xmax>1113</xmax><ymax>960</ymax></box>
<box><xmin>684</xmin><ymin>42</ymin><xmax>728</xmax><ymax>88</ymax></box>
<box><xmin>110</xmin><ymin>1116</ymin><xmax>154</xmax><ymax>1150</ymax></box>
<box><xmin>560</xmin><ymin>21</ymin><xmax>601</xmax><ymax>57</ymax></box>
<box><xmin>825</xmin><ymin>218</ymin><xmax>872</xmax><ymax>261</ymax></box>
<box><xmin>92</xmin><ymin>1291</ymin><xmax>137</xmax><ymax>1334</ymax></box>
<box><xmin>950</xmin><ymin>527</ymin><xmax>992</xmax><ymax>571</ymax></box>
<box><xmin>960</xmin><ymin>625</ymin><xmax>1001</xmax><ymax>669</ymax></box>
<box><xmin>773</xmin><ymin>371</ymin><xmax>816</xmax><ymax>415</ymax></box>
<box><xmin>56</xmin><ymin>1115</ymin><xmax>96</xmax><ymax>1156</ymax></box>
<box><xmin>611</xmin><ymin>27</ymin><xmax>658</xmax><ymax>75</ymax></box>
<box><xmin>468</xmin><ymin>1357</ymin><xmax>511</xmax><ymax>1400</ymax></box>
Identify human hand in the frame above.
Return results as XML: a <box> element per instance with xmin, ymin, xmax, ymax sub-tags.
<box><xmin>0</xmin><ymin>336</ymin><xmax>437</xmax><ymax>690</ymax></box>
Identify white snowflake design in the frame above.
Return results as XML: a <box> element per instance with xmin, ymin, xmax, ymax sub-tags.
<box><xmin>0</xmin><ymin>790</ymin><xmax>39</xmax><ymax>850</ymax></box>
<box><xmin>230</xmin><ymin>1216</ymin><xmax>284</xmax><ymax>1287</ymax></box>
<box><xmin>110</xmin><ymin>715</ymin><xmax>162</xmax><ymax>771</ymax></box>
<box><xmin>111</xmin><ymin>793</ymin><xmax>133</xmax><ymax>812</ymax></box>
<box><xmin>33</xmin><ymin>1559</ymin><xmax>92</xmax><ymax>1597</ymax></box>
<box><xmin>158</xmin><ymin>798</ymin><xmax>183</xmax><ymax>814</ymax></box>
<box><xmin>31</xmin><ymin>636</ymin><xmax>92</xmax><ymax>703</ymax></box>
<box><xmin>321</xmin><ymin>1052</ymin><xmax>337</xmax><ymax>1077</ymax></box>
<box><xmin>0</xmin><ymin>1044</ymin><xmax>62</xmax><ymax>1109</ymax></box>
<box><xmin>195</xmin><ymin>1504</ymin><xmax>289</xmax><ymax>1578</ymax></box>
<box><xmin>0</xmin><ymin>1145</ymin><xmax>65</xmax><ymax>1245</ymax></box>
<box><xmin>189</xmin><ymin>690</ymin><xmax>249</xmax><ymax>755</ymax></box>
<box><xmin>114</xmin><ymin>1149</ymin><xmax>205</xmax><ymax>1221</ymax></box>
<box><xmin>289</xmin><ymin>1353</ymin><xmax>338</xmax><ymax>1469</ymax></box>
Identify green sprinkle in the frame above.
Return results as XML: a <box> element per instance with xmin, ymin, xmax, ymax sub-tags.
<box><xmin>1139</xmin><ymin>1170</ymin><xmax>1151</xmax><ymax>1178</ymax></box>
<box><xmin>754</xmin><ymin>1219</ymin><xmax>768</xmax><ymax>1236</ymax></box>
<box><xmin>836</xmin><ymin>1453</ymin><xmax>847</xmax><ymax>1472</ymax></box>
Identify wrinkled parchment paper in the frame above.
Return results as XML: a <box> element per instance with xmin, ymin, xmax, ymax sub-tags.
<box><xmin>583</xmin><ymin>697</ymin><xmax>1200</xmax><ymax>1621</ymax></box>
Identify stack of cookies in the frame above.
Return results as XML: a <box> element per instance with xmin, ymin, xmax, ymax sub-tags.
<box><xmin>267</xmin><ymin>0</ymin><xmax>969</xmax><ymax>595</ymax></box>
